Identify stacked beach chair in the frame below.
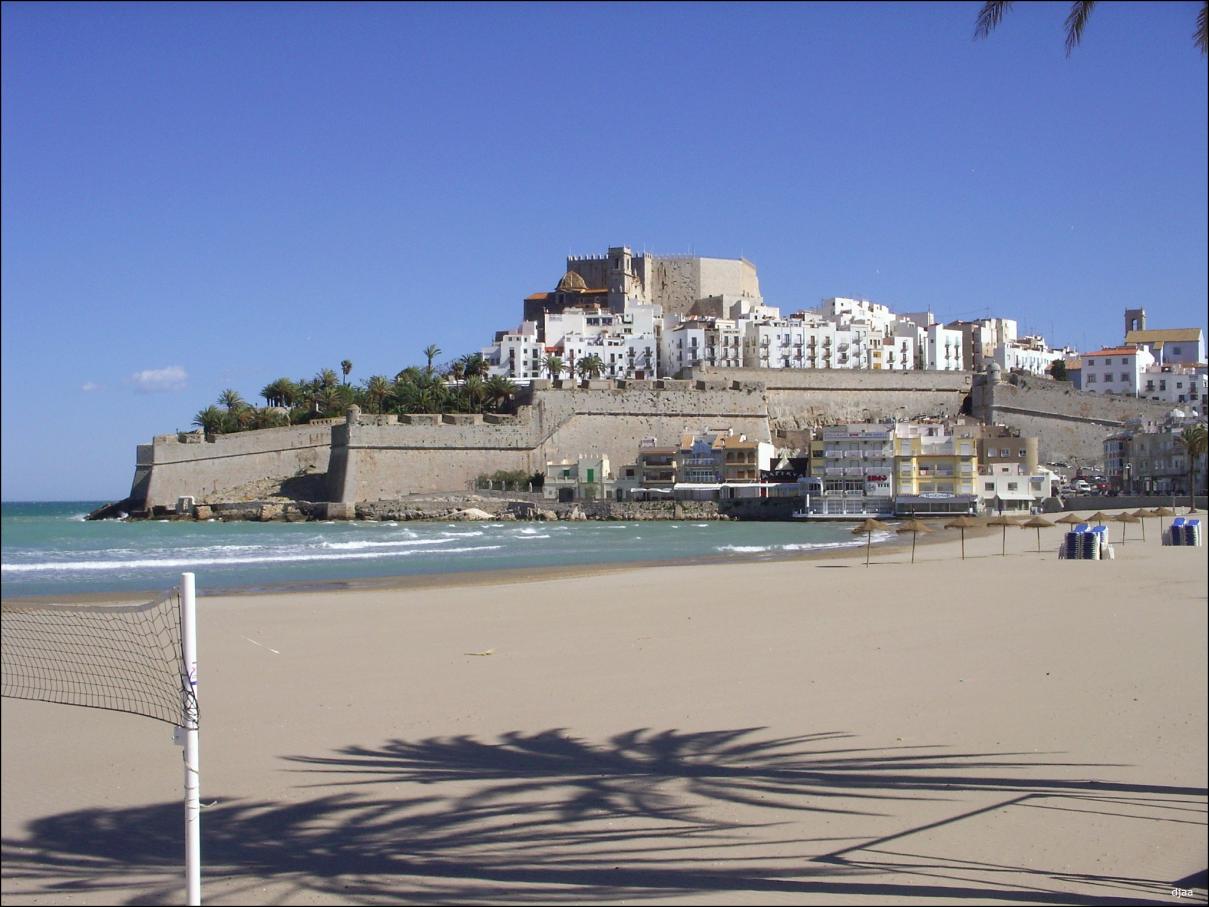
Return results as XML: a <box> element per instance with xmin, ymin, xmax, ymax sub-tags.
<box><xmin>1059</xmin><ymin>524</ymin><xmax>1114</xmax><ymax>560</ymax></box>
<box><xmin>1163</xmin><ymin>517</ymin><xmax>1203</xmax><ymax>547</ymax></box>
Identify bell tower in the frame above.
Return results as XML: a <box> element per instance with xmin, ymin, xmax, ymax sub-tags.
<box><xmin>1124</xmin><ymin>308</ymin><xmax>1146</xmax><ymax>336</ymax></box>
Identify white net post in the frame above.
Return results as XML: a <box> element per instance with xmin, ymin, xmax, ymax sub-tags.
<box><xmin>180</xmin><ymin>572</ymin><xmax>201</xmax><ymax>906</ymax></box>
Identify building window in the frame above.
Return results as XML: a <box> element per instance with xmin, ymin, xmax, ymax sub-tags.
<box><xmin>984</xmin><ymin>482</ymin><xmax>995</xmax><ymax>491</ymax></box>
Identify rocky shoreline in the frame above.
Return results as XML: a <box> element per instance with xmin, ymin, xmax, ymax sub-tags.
<box><xmin>87</xmin><ymin>495</ymin><xmax>762</xmax><ymax>523</ymax></box>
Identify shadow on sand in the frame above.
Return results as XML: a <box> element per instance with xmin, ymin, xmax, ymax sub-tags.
<box><xmin>3</xmin><ymin>727</ymin><xmax>1204</xmax><ymax>905</ymax></box>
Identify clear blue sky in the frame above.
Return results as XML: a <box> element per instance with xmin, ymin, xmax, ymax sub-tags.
<box><xmin>3</xmin><ymin>1</ymin><xmax>1206</xmax><ymax>501</ymax></box>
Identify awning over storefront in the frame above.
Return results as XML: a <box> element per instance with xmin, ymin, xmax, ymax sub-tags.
<box><xmin>895</xmin><ymin>494</ymin><xmax>979</xmax><ymax>515</ymax></box>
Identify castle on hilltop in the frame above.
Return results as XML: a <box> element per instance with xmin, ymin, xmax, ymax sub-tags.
<box><xmin>560</xmin><ymin>246</ymin><xmax>762</xmax><ymax>318</ymax></box>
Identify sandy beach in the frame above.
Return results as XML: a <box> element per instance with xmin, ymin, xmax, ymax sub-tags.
<box><xmin>2</xmin><ymin>512</ymin><xmax>1206</xmax><ymax>905</ymax></box>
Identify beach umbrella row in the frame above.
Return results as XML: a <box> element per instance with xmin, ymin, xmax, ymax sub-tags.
<box><xmin>844</xmin><ymin>506</ymin><xmax>1176</xmax><ymax>565</ymax></box>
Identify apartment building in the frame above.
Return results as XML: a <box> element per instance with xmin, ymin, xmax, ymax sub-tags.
<box><xmin>805</xmin><ymin>424</ymin><xmax>897</xmax><ymax>516</ymax></box>
<box><xmin>1081</xmin><ymin>347</ymin><xmax>1157</xmax><ymax>396</ymax></box>
<box><xmin>893</xmin><ymin>422</ymin><xmax>979</xmax><ymax>514</ymax></box>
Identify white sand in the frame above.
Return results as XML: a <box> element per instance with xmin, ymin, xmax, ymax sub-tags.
<box><xmin>3</xmin><ymin>514</ymin><xmax>1206</xmax><ymax>905</ymax></box>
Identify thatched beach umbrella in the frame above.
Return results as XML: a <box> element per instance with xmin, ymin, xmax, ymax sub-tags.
<box><xmin>895</xmin><ymin>518</ymin><xmax>932</xmax><ymax>564</ymax></box>
<box><xmin>1113</xmin><ymin>511</ymin><xmax>1140</xmax><ymax>545</ymax></box>
<box><xmin>1055</xmin><ymin>513</ymin><xmax>1085</xmax><ymax>527</ymax></box>
<box><xmin>1152</xmin><ymin>505</ymin><xmax>1177</xmax><ymax>535</ymax></box>
<box><xmin>1086</xmin><ymin>511</ymin><xmax>1113</xmax><ymax>527</ymax></box>
<box><xmin>986</xmin><ymin>515</ymin><xmax>1021</xmax><ymax>556</ymax></box>
<box><xmin>851</xmin><ymin>518</ymin><xmax>891</xmax><ymax>566</ymax></box>
<box><xmin>943</xmin><ymin>515</ymin><xmax>981</xmax><ymax>560</ymax></box>
<box><xmin>1129</xmin><ymin>508</ymin><xmax>1150</xmax><ymax>542</ymax></box>
<box><xmin>1021</xmin><ymin>514</ymin><xmax>1056</xmax><ymax>552</ymax></box>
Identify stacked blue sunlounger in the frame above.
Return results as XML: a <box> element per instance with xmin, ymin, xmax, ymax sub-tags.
<box><xmin>1060</xmin><ymin>523</ymin><xmax>1113</xmax><ymax>560</ymax></box>
<box><xmin>1164</xmin><ymin>517</ymin><xmax>1203</xmax><ymax>547</ymax></box>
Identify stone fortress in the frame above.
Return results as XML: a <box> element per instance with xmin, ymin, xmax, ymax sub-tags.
<box><xmin>561</xmin><ymin>246</ymin><xmax>762</xmax><ymax>317</ymax></box>
<box><xmin>117</xmin><ymin>246</ymin><xmax>1195</xmax><ymax>514</ymax></box>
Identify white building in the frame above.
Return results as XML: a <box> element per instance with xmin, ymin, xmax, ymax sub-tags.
<box><xmin>661</xmin><ymin>317</ymin><xmax>743</xmax><ymax>374</ymax></box>
<box><xmin>809</xmin><ymin>424</ymin><xmax>896</xmax><ymax>516</ymax></box>
<box><xmin>1081</xmin><ymin>346</ymin><xmax>1156</xmax><ymax>397</ymax></box>
<box><xmin>992</xmin><ymin>335</ymin><xmax>1069</xmax><ymax>378</ymax></box>
<box><xmin>869</xmin><ymin>334</ymin><xmax>916</xmax><ymax>371</ymax></box>
<box><xmin>1124</xmin><ymin>327</ymin><xmax>1206</xmax><ymax>367</ymax></box>
<box><xmin>544</xmin><ymin>454</ymin><xmax>613</xmax><ymax>502</ymax></box>
<box><xmin>815</xmin><ymin>297</ymin><xmax>898</xmax><ymax>334</ymax></box>
<box><xmin>1139</xmin><ymin>364</ymin><xmax>1207</xmax><ymax>412</ymax></box>
<box><xmin>486</xmin><ymin>321</ymin><xmax>545</xmax><ymax>380</ymax></box>
<box><xmin>925</xmin><ymin>323</ymin><xmax>964</xmax><ymax>371</ymax></box>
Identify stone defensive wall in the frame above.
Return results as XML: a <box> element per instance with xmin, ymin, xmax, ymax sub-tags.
<box><xmin>690</xmin><ymin>367</ymin><xmax>972</xmax><ymax>428</ymax></box>
<box><xmin>125</xmin><ymin>367</ymin><xmax>1181</xmax><ymax>510</ymax></box>
<box><xmin>131</xmin><ymin>421</ymin><xmax>337</xmax><ymax>509</ymax></box>
<box><xmin>969</xmin><ymin>370</ymin><xmax>1180</xmax><ymax>464</ymax></box>
<box><xmin>327</xmin><ymin>379</ymin><xmax>770</xmax><ymax>503</ymax></box>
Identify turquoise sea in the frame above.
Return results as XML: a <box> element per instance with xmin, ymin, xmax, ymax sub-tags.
<box><xmin>1</xmin><ymin>502</ymin><xmax>881</xmax><ymax>600</ymax></box>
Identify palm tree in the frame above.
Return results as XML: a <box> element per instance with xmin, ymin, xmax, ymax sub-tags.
<box><xmin>423</xmin><ymin>344</ymin><xmax>442</xmax><ymax>375</ymax></box>
<box><xmin>341</xmin><ymin>360</ymin><xmax>353</xmax><ymax>385</ymax></box>
<box><xmin>317</xmin><ymin>368</ymin><xmax>339</xmax><ymax>390</ymax></box>
<box><xmin>463</xmin><ymin>374</ymin><xmax>487</xmax><ymax>413</ymax></box>
<box><xmin>484</xmin><ymin>375</ymin><xmax>516</xmax><ymax>413</ymax></box>
<box><xmin>364</xmin><ymin>375</ymin><xmax>391</xmax><ymax>414</ymax></box>
<box><xmin>459</xmin><ymin>353</ymin><xmax>488</xmax><ymax>379</ymax></box>
<box><xmin>579</xmin><ymin>354</ymin><xmax>605</xmax><ymax>380</ymax></box>
<box><xmin>193</xmin><ymin>405</ymin><xmax>226</xmax><ymax>435</ymax></box>
<box><xmin>1177</xmin><ymin>422</ymin><xmax>1208</xmax><ymax>507</ymax></box>
<box><xmin>542</xmin><ymin>354</ymin><xmax>564</xmax><ymax>381</ymax></box>
<box><xmin>218</xmin><ymin>389</ymin><xmax>245</xmax><ymax>413</ymax></box>
<box><xmin>976</xmin><ymin>1</ymin><xmax>1209</xmax><ymax>56</ymax></box>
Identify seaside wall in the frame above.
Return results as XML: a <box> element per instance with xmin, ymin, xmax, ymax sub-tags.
<box><xmin>328</xmin><ymin>380</ymin><xmax>770</xmax><ymax>503</ymax></box>
<box><xmin>969</xmin><ymin>370</ymin><xmax>1178</xmax><ymax>464</ymax></box>
<box><xmin>690</xmin><ymin>367</ymin><xmax>972</xmax><ymax>428</ymax></box>
<box><xmin>134</xmin><ymin>422</ymin><xmax>336</xmax><ymax>509</ymax></box>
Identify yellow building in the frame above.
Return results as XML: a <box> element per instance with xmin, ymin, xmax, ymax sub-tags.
<box><xmin>894</xmin><ymin>423</ymin><xmax>979</xmax><ymax>510</ymax></box>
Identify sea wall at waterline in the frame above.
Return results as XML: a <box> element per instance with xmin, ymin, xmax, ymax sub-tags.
<box><xmin>130</xmin><ymin>422</ymin><xmax>337</xmax><ymax>510</ymax></box>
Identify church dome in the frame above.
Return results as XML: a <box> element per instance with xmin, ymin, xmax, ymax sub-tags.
<box><xmin>556</xmin><ymin>270</ymin><xmax>588</xmax><ymax>292</ymax></box>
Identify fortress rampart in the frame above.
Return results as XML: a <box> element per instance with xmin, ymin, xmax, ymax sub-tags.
<box><xmin>129</xmin><ymin>422</ymin><xmax>336</xmax><ymax>509</ymax></box>
<box><xmin>327</xmin><ymin>380</ymin><xmax>770</xmax><ymax>503</ymax></box>
<box><xmin>969</xmin><ymin>371</ymin><xmax>1178</xmax><ymax>465</ymax></box>
<box><xmin>691</xmin><ymin>367</ymin><xmax>972</xmax><ymax>428</ymax></box>
<box><xmin>123</xmin><ymin>369</ymin><xmax>1186</xmax><ymax>510</ymax></box>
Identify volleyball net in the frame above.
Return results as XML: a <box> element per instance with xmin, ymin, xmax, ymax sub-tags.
<box><xmin>1</xmin><ymin>573</ymin><xmax>201</xmax><ymax>906</ymax></box>
<box><xmin>1</xmin><ymin>587</ymin><xmax>197</xmax><ymax>728</ymax></box>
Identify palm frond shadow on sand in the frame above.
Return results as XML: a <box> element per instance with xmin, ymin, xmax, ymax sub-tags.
<box><xmin>3</xmin><ymin>727</ymin><xmax>1203</xmax><ymax>905</ymax></box>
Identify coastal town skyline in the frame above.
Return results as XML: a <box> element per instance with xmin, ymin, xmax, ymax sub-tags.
<box><xmin>3</xmin><ymin>2</ymin><xmax>1206</xmax><ymax>500</ymax></box>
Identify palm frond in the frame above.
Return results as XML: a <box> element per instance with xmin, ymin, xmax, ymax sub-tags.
<box><xmin>1064</xmin><ymin>0</ymin><xmax>1097</xmax><ymax>56</ymax></box>
<box><xmin>1196</xmin><ymin>0</ymin><xmax>1208</xmax><ymax>54</ymax></box>
<box><xmin>974</xmin><ymin>0</ymin><xmax>1013</xmax><ymax>40</ymax></box>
